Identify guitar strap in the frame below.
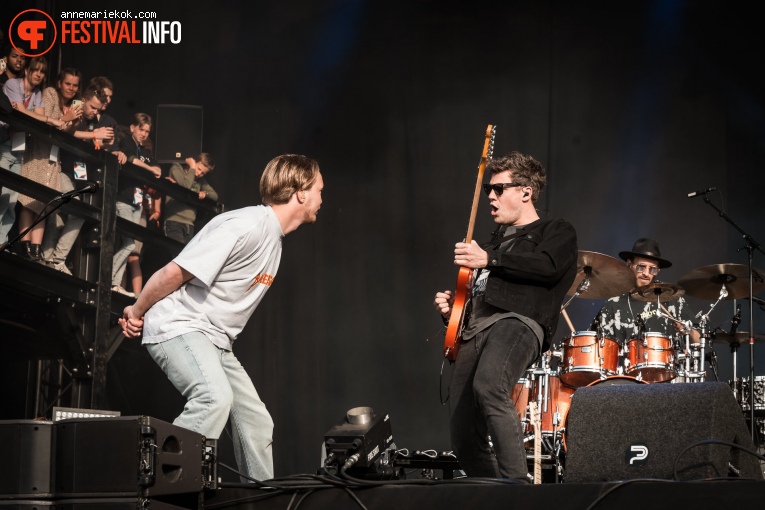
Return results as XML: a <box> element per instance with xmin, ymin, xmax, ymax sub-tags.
<box><xmin>480</xmin><ymin>218</ymin><xmax>547</xmax><ymax>250</ymax></box>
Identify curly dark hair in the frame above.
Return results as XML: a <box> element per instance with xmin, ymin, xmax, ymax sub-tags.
<box><xmin>487</xmin><ymin>151</ymin><xmax>547</xmax><ymax>201</ymax></box>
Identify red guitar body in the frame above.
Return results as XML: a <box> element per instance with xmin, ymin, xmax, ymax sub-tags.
<box><xmin>443</xmin><ymin>266</ymin><xmax>472</xmax><ymax>361</ymax></box>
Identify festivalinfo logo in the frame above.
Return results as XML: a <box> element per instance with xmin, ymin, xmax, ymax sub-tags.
<box><xmin>9</xmin><ymin>8</ymin><xmax>182</xmax><ymax>57</ymax></box>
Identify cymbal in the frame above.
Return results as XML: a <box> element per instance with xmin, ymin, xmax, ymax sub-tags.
<box><xmin>631</xmin><ymin>282</ymin><xmax>685</xmax><ymax>302</ymax></box>
<box><xmin>567</xmin><ymin>251</ymin><xmax>635</xmax><ymax>299</ymax></box>
<box><xmin>678</xmin><ymin>264</ymin><xmax>765</xmax><ymax>300</ymax></box>
<box><xmin>713</xmin><ymin>331</ymin><xmax>765</xmax><ymax>344</ymax></box>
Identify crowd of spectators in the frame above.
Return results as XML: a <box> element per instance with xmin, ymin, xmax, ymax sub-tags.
<box><xmin>0</xmin><ymin>46</ymin><xmax>218</xmax><ymax>299</ymax></box>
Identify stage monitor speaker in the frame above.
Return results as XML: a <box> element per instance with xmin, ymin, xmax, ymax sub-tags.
<box><xmin>54</xmin><ymin>416</ymin><xmax>212</xmax><ymax>498</ymax></box>
<box><xmin>154</xmin><ymin>105</ymin><xmax>203</xmax><ymax>163</ymax></box>
<box><xmin>564</xmin><ymin>381</ymin><xmax>762</xmax><ymax>482</ymax></box>
<box><xmin>0</xmin><ymin>420</ymin><xmax>54</xmax><ymax>498</ymax></box>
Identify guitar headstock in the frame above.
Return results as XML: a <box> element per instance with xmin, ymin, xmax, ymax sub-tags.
<box><xmin>487</xmin><ymin>125</ymin><xmax>496</xmax><ymax>161</ymax></box>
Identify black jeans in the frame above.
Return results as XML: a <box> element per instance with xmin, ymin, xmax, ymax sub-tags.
<box><xmin>449</xmin><ymin>317</ymin><xmax>540</xmax><ymax>479</ymax></box>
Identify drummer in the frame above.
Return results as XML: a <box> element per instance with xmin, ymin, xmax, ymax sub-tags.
<box><xmin>591</xmin><ymin>238</ymin><xmax>700</xmax><ymax>345</ymax></box>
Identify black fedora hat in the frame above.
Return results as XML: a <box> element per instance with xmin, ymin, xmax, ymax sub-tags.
<box><xmin>618</xmin><ymin>238</ymin><xmax>672</xmax><ymax>268</ymax></box>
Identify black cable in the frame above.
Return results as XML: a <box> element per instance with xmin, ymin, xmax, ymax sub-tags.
<box><xmin>342</xmin><ymin>487</ymin><xmax>369</xmax><ymax>510</ymax></box>
<box><xmin>672</xmin><ymin>438</ymin><xmax>765</xmax><ymax>481</ymax></box>
<box><xmin>438</xmin><ymin>328</ymin><xmax>452</xmax><ymax>406</ymax></box>
<box><xmin>285</xmin><ymin>490</ymin><xmax>299</xmax><ymax>510</ymax></box>
<box><xmin>217</xmin><ymin>461</ymin><xmax>273</xmax><ymax>488</ymax></box>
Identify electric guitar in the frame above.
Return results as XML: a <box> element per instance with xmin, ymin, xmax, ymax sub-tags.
<box><xmin>443</xmin><ymin>125</ymin><xmax>496</xmax><ymax>361</ymax></box>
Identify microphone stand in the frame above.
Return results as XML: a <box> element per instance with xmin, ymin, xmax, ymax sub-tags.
<box><xmin>701</xmin><ymin>194</ymin><xmax>765</xmax><ymax>442</ymax></box>
<box><xmin>0</xmin><ymin>189</ymin><xmax>87</xmax><ymax>255</ymax></box>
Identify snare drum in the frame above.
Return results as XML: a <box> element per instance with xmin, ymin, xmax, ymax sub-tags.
<box><xmin>625</xmin><ymin>332</ymin><xmax>676</xmax><ymax>383</ymax></box>
<box><xmin>560</xmin><ymin>331</ymin><xmax>620</xmax><ymax>388</ymax></box>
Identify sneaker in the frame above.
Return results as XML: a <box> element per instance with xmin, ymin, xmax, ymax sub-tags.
<box><xmin>53</xmin><ymin>261</ymin><xmax>72</xmax><ymax>275</ymax></box>
<box><xmin>111</xmin><ymin>285</ymin><xmax>136</xmax><ymax>298</ymax></box>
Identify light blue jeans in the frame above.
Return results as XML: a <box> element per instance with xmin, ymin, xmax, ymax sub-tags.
<box><xmin>0</xmin><ymin>138</ymin><xmax>22</xmax><ymax>244</ymax></box>
<box><xmin>146</xmin><ymin>332</ymin><xmax>275</xmax><ymax>481</ymax></box>
<box><xmin>42</xmin><ymin>173</ymin><xmax>85</xmax><ymax>263</ymax></box>
<box><xmin>112</xmin><ymin>201</ymin><xmax>141</xmax><ymax>286</ymax></box>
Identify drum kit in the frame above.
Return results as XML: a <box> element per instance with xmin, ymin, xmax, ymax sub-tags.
<box><xmin>513</xmin><ymin>251</ymin><xmax>765</xmax><ymax>482</ymax></box>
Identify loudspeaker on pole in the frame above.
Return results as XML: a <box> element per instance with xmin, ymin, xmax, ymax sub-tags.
<box><xmin>154</xmin><ymin>105</ymin><xmax>204</xmax><ymax>163</ymax></box>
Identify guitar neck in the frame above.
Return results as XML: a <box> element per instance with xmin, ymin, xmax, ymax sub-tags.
<box><xmin>464</xmin><ymin>125</ymin><xmax>496</xmax><ymax>243</ymax></box>
<box><xmin>529</xmin><ymin>401</ymin><xmax>542</xmax><ymax>484</ymax></box>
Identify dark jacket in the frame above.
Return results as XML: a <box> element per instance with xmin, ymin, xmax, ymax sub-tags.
<box><xmin>482</xmin><ymin>217</ymin><xmax>578</xmax><ymax>347</ymax></box>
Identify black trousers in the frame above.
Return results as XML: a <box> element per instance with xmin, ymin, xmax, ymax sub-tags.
<box><xmin>449</xmin><ymin>317</ymin><xmax>540</xmax><ymax>479</ymax></box>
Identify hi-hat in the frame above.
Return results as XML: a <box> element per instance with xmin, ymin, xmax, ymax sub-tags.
<box><xmin>678</xmin><ymin>264</ymin><xmax>765</xmax><ymax>300</ymax></box>
<box><xmin>567</xmin><ymin>251</ymin><xmax>635</xmax><ymax>299</ymax></box>
<box><xmin>713</xmin><ymin>331</ymin><xmax>765</xmax><ymax>344</ymax></box>
<box><xmin>631</xmin><ymin>282</ymin><xmax>685</xmax><ymax>302</ymax></box>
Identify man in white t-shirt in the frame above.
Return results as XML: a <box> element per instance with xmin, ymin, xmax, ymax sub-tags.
<box><xmin>119</xmin><ymin>154</ymin><xmax>323</xmax><ymax>482</ymax></box>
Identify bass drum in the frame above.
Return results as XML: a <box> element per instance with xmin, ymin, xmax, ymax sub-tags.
<box><xmin>560</xmin><ymin>376</ymin><xmax>647</xmax><ymax>451</ymax></box>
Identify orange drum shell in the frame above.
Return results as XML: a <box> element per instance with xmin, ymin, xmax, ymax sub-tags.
<box><xmin>510</xmin><ymin>377</ymin><xmax>531</xmax><ymax>422</ymax></box>
<box><xmin>529</xmin><ymin>375</ymin><xmax>575</xmax><ymax>436</ymax></box>
<box><xmin>626</xmin><ymin>333</ymin><xmax>676</xmax><ymax>383</ymax></box>
<box><xmin>560</xmin><ymin>332</ymin><xmax>620</xmax><ymax>388</ymax></box>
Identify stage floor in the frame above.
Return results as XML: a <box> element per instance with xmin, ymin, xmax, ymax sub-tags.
<box><xmin>204</xmin><ymin>478</ymin><xmax>765</xmax><ymax>510</ymax></box>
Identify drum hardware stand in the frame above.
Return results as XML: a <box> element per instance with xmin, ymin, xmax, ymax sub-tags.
<box><xmin>562</xmin><ymin>275</ymin><xmax>590</xmax><ymax>311</ymax></box>
<box><xmin>706</xmin><ymin>350</ymin><xmax>719</xmax><ymax>381</ymax></box>
<box><xmin>723</xmin><ymin>302</ymin><xmax>744</xmax><ymax>394</ymax></box>
<box><xmin>698</xmin><ymin>193</ymin><xmax>765</xmax><ymax>442</ymax></box>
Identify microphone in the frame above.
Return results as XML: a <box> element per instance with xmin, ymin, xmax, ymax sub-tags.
<box><xmin>58</xmin><ymin>181</ymin><xmax>99</xmax><ymax>202</ymax></box>
<box><xmin>687</xmin><ymin>187</ymin><xmax>716</xmax><ymax>198</ymax></box>
<box><xmin>730</xmin><ymin>304</ymin><xmax>741</xmax><ymax>336</ymax></box>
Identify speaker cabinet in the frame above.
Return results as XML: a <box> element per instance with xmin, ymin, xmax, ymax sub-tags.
<box><xmin>154</xmin><ymin>105</ymin><xmax>203</xmax><ymax>163</ymax></box>
<box><xmin>564</xmin><ymin>382</ymin><xmax>761</xmax><ymax>482</ymax></box>
<box><xmin>0</xmin><ymin>421</ymin><xmax>54</xmax><ymax>498</ymax></box>
<box><xmin>54</xmin><ymin>416</ymin><xmax>210</xmax><ymax>498</ymax></box>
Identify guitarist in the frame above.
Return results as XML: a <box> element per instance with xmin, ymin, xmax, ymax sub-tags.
<box><xmin>433</xmin><ymin>151</ymin><xmax>577</xmax><ymax>481</ymax></box>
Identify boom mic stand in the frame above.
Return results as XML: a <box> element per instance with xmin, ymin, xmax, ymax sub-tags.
<box><xmin>700</xmin><ymin>194</ymin><xmax>765</xmax><ymax>442</ymax></box>
<box><xmin>0</xmin><ymin>186</ymin><xmax>91</xmax><ymax>255</ymax></box>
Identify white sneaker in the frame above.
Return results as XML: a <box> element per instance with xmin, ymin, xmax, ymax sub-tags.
<box><xmin>111</xmin><ymin>285</ymin><xmax>136</xmax><ymax>298</ymax></box>
<box><xmin>53</xmin><ymin>261</ymin><xmax>72</xmax><ymax>275</ymax></box>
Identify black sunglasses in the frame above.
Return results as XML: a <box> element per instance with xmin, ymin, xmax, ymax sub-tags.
<box><xmin>482</xmin><ymin>182</ymin><xmax>523</xmax><ymax>197</ymax></box>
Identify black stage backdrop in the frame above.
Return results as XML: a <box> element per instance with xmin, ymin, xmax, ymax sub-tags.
<box><xmin>2</xmin><ymin>0</ymin><xmax>764</xmax><ymax>477</ymax></box>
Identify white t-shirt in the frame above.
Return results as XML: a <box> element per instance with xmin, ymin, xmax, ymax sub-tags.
<box><xmin>142</xmin><ymin>205</ymin><xmax>284</xmax><ymax>350</ymax></box>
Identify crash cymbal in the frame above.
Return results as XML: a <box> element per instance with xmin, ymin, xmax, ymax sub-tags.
<box><xmin>678</xmin><ymin>264</ymin><xmax>765</xmax><ymax>300</ymax></box>
<box><xmin>567</xmin><ymin>251</ymin><xmax>635</xmax><ymax>299</ymax></box>
<box><xmin>713</xmin><ymin>331</ymin><xmax>765</xmax><ymax>344</ymax></box>
<box><xmin>631</xmin><ymin>282</ymin><xmax>685</xmax><ymax>302</ymax></box>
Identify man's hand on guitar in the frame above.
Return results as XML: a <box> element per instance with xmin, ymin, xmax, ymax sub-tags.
<box><xmin>454</xmin><ymin>241</ymin><xmax>488</xmax><ymax>269</ymax></box>
<box><xmin>434</xmin><ymin>290</ymin><xmax>454</xmax><ymax>318</ymax></box>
